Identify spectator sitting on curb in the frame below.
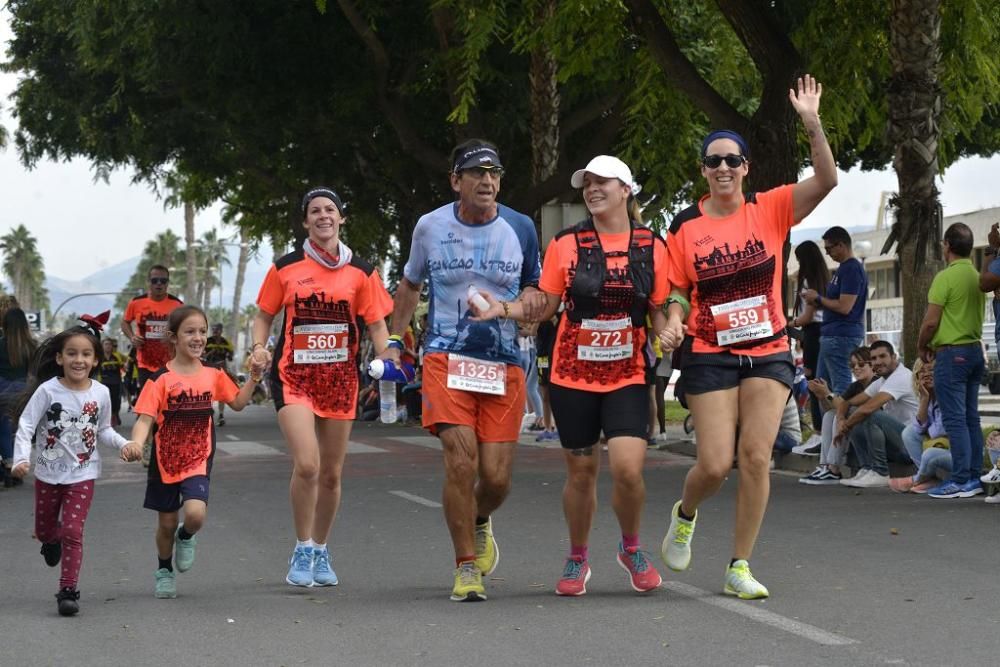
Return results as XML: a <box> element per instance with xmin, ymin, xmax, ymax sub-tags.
<box><xmin>772</xmin><ymin>395</ymin><xmax>803</xmax><ymax>455</ymax></box>
<box><xmin>799</xmin><ymin>346</ymin><xmax>874</xmax><ymax>485</ymax></box>
<box><xmin>837</xmin><ymin>341</ymin><xmax>918</xmax><ymax>488</ymax></box>
<box><xmin>888</xmin><ymin>359</ymin><xmax>952</xmax><ymax>493</ymax></box>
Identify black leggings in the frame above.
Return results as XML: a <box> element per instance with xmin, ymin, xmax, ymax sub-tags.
<box><xmin>107</xmin><ymin>384</ymin><xmax>122</xmax><ymax>422</ymax></box>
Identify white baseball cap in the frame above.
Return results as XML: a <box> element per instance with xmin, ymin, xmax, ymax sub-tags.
<box><xmin>570</xmin><ymin>155</ymin><xmax>641</xmax><ymax>195</ymax></box>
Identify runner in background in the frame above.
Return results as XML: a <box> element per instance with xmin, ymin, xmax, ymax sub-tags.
<box><xmin>99</xmin><ymin>337</ymin><xmax>127</xmax><ymax>427</ymax></box>
<box><xmin>204</xmin><ymin>323</ymin><xmax>235</xmax><ymax>425</ymax></box>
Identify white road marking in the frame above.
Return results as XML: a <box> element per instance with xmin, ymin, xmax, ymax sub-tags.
<box><xmin>347</xmin><ymin>441</ymin><xmax>388</xmax><ymax>454</ymax></box>
<box><xmin>388</xmin><ymin>436</ymin><xmax>442</xmax><ymax>450</ymax></box>
<box><xmin>389</xmin><ymin>490</ymin><xmax>442</xmax><ymax>508</ymax></box>
<box><xmin>217</xmin><ymin>440</ymin><xmax>281</xmax><ymax>456</ymax></box>
<box><xmin>663</xmin><ymin>581</ymin><xmax>858</xmax><ymax>646</ymax></box>
<box><xmin>225</xmin><ymin>434</ymin><xmax>239</xmax><ymax>441</ymax></box>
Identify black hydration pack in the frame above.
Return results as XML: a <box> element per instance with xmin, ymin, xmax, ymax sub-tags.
<box><xmin>564</xmin><ymin>218</ymin><xmax>655</xmax><ymax>326</ymax></box>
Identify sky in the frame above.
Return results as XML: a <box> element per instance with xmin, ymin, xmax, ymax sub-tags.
<box><xmin>2</xmin><ymin>9</ymin><xmax>1000</xmax><ymax>283</ymax></box>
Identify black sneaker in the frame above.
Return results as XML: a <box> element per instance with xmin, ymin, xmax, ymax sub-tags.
<box><xmin>55</xmin><ymin>587</ymin><xmax>80</xmax><ymax>616</ymax></box>
<box><xmin>799</xmin><ymin>467</ymin><xmax>843</xmax><ymax>485</ymax></box>
<box><xmin>40</xmin><ymin>541</ymin><xmax>62</xmax><ymax>567</ymax></box>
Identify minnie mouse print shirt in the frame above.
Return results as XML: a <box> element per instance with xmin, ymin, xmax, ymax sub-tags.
<box><xmin>13</xmin><ymin>378</ymin><xmax>128</xmax><ymax>484</ymax></box>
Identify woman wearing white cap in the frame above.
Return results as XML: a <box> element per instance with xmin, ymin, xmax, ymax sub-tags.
<box><xmin>470</xmin><ymin>155</ymin><xmax>671</xmax><ymax>596</ymax></box>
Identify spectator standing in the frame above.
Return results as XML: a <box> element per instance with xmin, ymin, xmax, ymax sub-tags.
<box><xmin>917</xmin><ymin>222</ymin><xmax>986</xmax><ymax>499</ymax></box>
<box><xmin>801</xmin><ymin>227</ymin><xmax>867</xmax><ymax>395</ymax></box>
<box><xmin>790</xmin><ymin>240</ymin><xmax>830</xmax><ymax>453</ymax></box>
<box><xmin>0</xmin><ymin>308</ymin><xmax>37</xmax><ymax>486</ymax></box>
<box><xmin>838</xmin><ymin>341</ymin><xmax>918</xmax><ymax>487</ymax></box>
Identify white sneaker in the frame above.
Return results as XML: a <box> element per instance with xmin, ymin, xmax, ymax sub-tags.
<box><xmin>980</xmin><ymin>467</ymin><xmax>1000</xmax><ymax>484</ymax></box>
<box><xmin>853</xmin><ymin>471</ymin><xmax>889</xmax><ymax>488</ymax></box>
<box><xmin>985</xmin><ymin>493</ymin><xmax>1000</xmax><ymax>504</ymax></box>
<box><xmin>661</xmin><ymin>500</ymin><xmax>696</xmax><ymax>571</ymax></box>
<box><xmin>792</xmin><ymin>433</ymin><xmax>822</xmax><ymax>456</ymax></box>
<box><xmin>840</xmin><ymin>469</ymin><xmax>871</xmax><ymax>487</ymax></box>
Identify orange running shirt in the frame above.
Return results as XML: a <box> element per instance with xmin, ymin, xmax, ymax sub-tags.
<box><xmin>256</xmin><ymin>250</ymin><xmax>393</xmax><ymax>418</ymax></box>
<box><xmin>539</xmin><ymin>225</ymin><xmax>670</xmax><ymax>392</ymax></box>
<box><xmin>124</xmin><ymin>293</ymin><xmax>184</xmax><ymax>371</ymax></box>
<box><xmin>135</xmin><ymin>364</ymin><xmax>237</xmax><ymax>484</ymax></box>
<box><xmin>666</xmin><ymin>185</ymin><xmax>795</xmax><ymax>356</ymax></box>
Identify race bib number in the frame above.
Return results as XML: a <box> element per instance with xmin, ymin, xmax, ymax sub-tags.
<box><xmin>537</xmin><ymin>356</ymin><xmax>549</xmax><ymax>370</ymax></box>
<box><xmin>145</xmin><ymin>320</ymin><xmax>168</xmax><ymax>340</ymax></box>
<box><xmin>711</xmin><ymin>296</ymin><xmax>773</xmax><ymax>347</ymax></box>
<box><xmin>446</xmin><ymin>354</ymin><xmax>506</xmax><ymax>396</ymax></box>
<box><xmin>292</xmin><ymin>324</ymin><xmax>349</xmax><ymax>364</ymax></box>
<box><xmin>577</xmin><ymin>317</ymin><xmax>633</xmax><ymax>361</ymax></box>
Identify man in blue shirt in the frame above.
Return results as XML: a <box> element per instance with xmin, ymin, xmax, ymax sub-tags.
<box><xmin>383</xmin><ymin>139</ymin><xmax>544</xmax><ymax>603</ymax></box>
<box><xmin>801</xmin><ymin>226</ymin><xmax>868</xmax><ymax>395</ymax></box>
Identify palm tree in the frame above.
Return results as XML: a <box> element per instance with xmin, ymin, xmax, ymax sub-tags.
<box><xmin>0</xmin><ymin>224</ymin><xmax>49</xmax><ymax>311</ymax></box>
<box><xmin>197</xmin><ymin>228</ymin><xmax>232</xmax><ymax>315</ymax></box>
<box><xmin>882</xmin><ymin>0</ymin><xmax>943</xmax><ymax>361</ymax></box>
<box><xmin>228</xmin><ymin>226</ymin><xmax>252</xmax><ymax>346</ymax></box>
<box><xmin>183</xmin><ymin>202</ymin><xmax>198</xmax><ymax>304</ymax></box>
<box><xmin>114</xmin><ymin>230</ymin><xmax>183</xmax><ymax>314</ymax></box>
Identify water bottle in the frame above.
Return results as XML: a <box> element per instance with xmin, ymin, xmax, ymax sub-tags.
<box><xmin>368</xmin><ymin>359</ymin><xmax>398</xmax><ymax>424</ymax></box>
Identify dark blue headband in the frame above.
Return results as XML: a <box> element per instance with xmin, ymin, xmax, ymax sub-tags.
<box><xmin>701</xmin><ymin>130</ymin><xmax>749</xmax><ymax>158</ymax></box>
<box><xmin>301</xmin><ymin>187</ymin><xmax>345</xmax><ymax>216</ymax></box>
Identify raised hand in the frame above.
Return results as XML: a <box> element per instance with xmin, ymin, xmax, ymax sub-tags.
<box><xmin>789</xmin><ymin>74</ymin><xmax>822</xmax><ymax>119</ymax></box>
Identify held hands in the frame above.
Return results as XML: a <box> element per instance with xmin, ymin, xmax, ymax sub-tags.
<box><xmin>658</xmin><ymin>317</ymin><xmax>685</xmax><ymax>353</ymax></box>
<box><xmin>249</xmin><ymin>345</ymin><xmax>272</xmax><ymax>371</ymax></box>
<box><xmin>11</xmin><ymin>462</ymin><xmax>29</xmax><ymax>479</ymax></box>
<box><xmin>120</xmin><ymin>442</ymin><xmax>143</xmax><ymax>462</ymax></box>
<box><xmin>519</xmin><ymin>290</ymin><xmax>548</xmax><ymax>322</ymax></box>
<box><xmin>789</xmin><ymin>74</ymin><xmax>822</xmax><ymax>120</ymax></box>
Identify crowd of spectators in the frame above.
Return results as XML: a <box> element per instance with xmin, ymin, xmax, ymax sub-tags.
<box><xmin>793</xmin><ymin>222</ymin><xmax>1000</xmax><ymax>503</ymax></box>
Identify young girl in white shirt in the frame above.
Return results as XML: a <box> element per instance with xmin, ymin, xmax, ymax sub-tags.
<box><xmin>12</xmin><ymin>324</ymin><xmax>142</xmax><ymax>616</ymax></box>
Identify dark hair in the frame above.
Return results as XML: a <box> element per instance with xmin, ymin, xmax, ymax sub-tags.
<box><xmin>3</xmin><ymin>308</ymin><xmax>38</xmax><ymax>371</ymax></box>
<box><xmin>870</xmin><ymin>340</ymin><xmax>895</xmax><ymax>356</ymax></box>
<box><xmin>168</xmin><ymin>305</ymin><xmax>208</xmax><ymax>336</ymax></box>
<box><xmin>148</xmin><ymin>264</ymin><xmax>170</xmax><ymax>278</ymax></box>
<box><xmin>822</xmin><ymin>226</ymin><xmax>852</xmax><ymax>248</ymax></box>
<box><xmin>450</xmin><ymin>138</ymin><xmax>498</xmax><ymax>173</ymax></box>
<box><xmin>849</xmin><ymin>346</ymin><xmax>871</xmax><ymax>363</ymax></box>
<box><xmin>943</xmin><ymin>222</ymin><xmax>974</xmax><ymax>257</ymax></box>
<box><xmin>794</xmin><ymin>241</ymin><xmax>831</xmax><ymax>310</ymax></box>
<box><xmin>13</xmin><ymin>326</ymin><xmax>103</xmax><ymax>423</ymax></box>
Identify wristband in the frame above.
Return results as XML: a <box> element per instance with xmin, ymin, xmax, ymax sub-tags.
<box><xmin>501</xmin><ymin>301</ymin><xmax>510</xmax><ymax>319</ymax></box>
<box><xmin>666</xmin><ymin>295</ymin><xmax>691</xmax><ymax>317</ymax></box>
<box><xmin>386</xmin><ymin>337</ymin><xmax>404</xmax><ymax>351</ymax></box>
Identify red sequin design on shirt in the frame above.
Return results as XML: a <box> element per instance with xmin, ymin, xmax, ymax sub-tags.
<box><xmin>156</xmin><ymin>388</ymin><xmax>213</xmax><ymax>479</ymax></box>
<box><xmin>555</xmin><ymin>266</ymin><xmax>643</xmax><ymax>387</ymax></box>
<box><xmin>282</xmin><ymin>292</ymin><xmax>357</xmax><ymax>414</ymax></box>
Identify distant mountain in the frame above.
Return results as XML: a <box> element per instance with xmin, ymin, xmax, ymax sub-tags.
<box><xmin>45</xmin><ymin>247</ymin><xmax>273</xmax><ymax>321</ymax></box>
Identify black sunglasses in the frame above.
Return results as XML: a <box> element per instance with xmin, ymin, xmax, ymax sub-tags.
<box><xmin>461</xmin><ymin>166</ymin><xmax>504</xmax><ymax>180</ymax></box>
<box><xmin>149</xmin><ymin>277</ymin><xmax>169</xmax><ymax>285</ymax></box>
<box><xmin>702</xmin><ymin>154</ymin><xmax>747</xmax><ymax>169</ymax></box>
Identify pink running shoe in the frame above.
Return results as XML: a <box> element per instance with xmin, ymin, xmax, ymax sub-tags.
<box><xmin>555</xmin><ymin>556</ymin><xmax>591</xmax><ymax>596</ymax></box>
<box><xmin>889</xmin><ymin>477</ymin><xmax>915</xmax><ymax>493</ymax></box>
<box><xmin>910</xmin><ymin>479</ymin><xmax>938</xmax><ymax>494</ymax></box>
<box><xmin>617</xmin><ymin>544</ymin><xmax>662</xmax><ymax>593</ymax></box>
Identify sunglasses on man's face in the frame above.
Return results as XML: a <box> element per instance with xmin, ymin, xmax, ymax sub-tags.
<box><xmin>149</xmin><ymin>277</ymin><xmax>169</xmax><ymax>285</ymax></box>
<box><xmin>702</xmin><ymin>154</ymin><xmax>746</xmax><ymax>169</ymax></box>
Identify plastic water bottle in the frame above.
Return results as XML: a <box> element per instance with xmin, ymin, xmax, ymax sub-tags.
<box><xmin>468</xmin><ymin>285</ymin><xmax>490</xmax><ymax>313</ymax></box>
<box><xmin>368</xmin><ymin>359</ymin><xmax>398</xmax><ymax>424</ymax></box>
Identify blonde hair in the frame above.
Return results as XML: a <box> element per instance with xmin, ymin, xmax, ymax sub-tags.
<box><xmin>628</xmin><ymin>196</ymin><xmax>643</xmax><ymax>225</ymax></box>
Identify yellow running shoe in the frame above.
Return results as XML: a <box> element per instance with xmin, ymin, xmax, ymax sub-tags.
<box><xmin>451</xmin><ymin>561</ymin><xmax>487</xmax><ymax>602</ymax></box>
<box><xmin>724</xmin><ymin>560</ymin><xmax>769</xmax><ymax>600</ymax></box>
<box><xmin>474</xmin><ymin>517</ymin><xmax>499</xmax><ymax>575</ymax></box>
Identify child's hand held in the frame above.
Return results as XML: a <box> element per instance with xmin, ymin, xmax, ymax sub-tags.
<box><xmin>11</xmin><ymin>462</ymin><xmax>29</xmax><ymax>478</ymax></box>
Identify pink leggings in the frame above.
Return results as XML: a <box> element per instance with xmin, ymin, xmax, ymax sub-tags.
<box><xmin>34</xmin><ymin>479</ymin><xmax>95</xmax><ymax>590</ymax></box>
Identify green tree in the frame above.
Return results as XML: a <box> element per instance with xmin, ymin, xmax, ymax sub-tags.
<box><xmin>113</xmin><ymin>230</ymin><xmax>184</xmax><ymax>317</ymax></box>
<box><xmin>0</xmin><ymin>224</ymin><xmax>49</xmax><ymax>312</ymax></box>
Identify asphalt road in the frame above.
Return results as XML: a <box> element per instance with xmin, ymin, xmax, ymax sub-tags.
<box><xmin>2</xmin><ymin>405</ymin><xmax>998</xmax><ymax>667</ymax></box>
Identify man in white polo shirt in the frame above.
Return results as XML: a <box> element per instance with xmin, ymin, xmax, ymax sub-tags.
<box><xmin>835</xmin><ymin>340</ymin><xmax>918</xmax><ymax>487</ymax></box>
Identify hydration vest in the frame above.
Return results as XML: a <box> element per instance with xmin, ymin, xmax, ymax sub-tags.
<box><xmin>565</xmin><ymin>218</ymin><xmax>655</xmax><ymax>326</ymax></box>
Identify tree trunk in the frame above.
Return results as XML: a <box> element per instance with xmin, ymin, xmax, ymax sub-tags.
<box><xmin>229</xmin><ymin>228</ymin><xmax>249</xmax><ymax>351</ymax></box>
<box><xmin>184</xmin><ymin>202</ymin><xmax>197</xmax><ymax>304</ymax></box>
<box><xmin>887</xmin><ymin>0</ymin><xmax>943</xmax><ymax>364</ymax></box>
<box><xmin>529</xmin><ymin>0</ymin><xmax>560</xmax><ymax>224</ymax></box>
